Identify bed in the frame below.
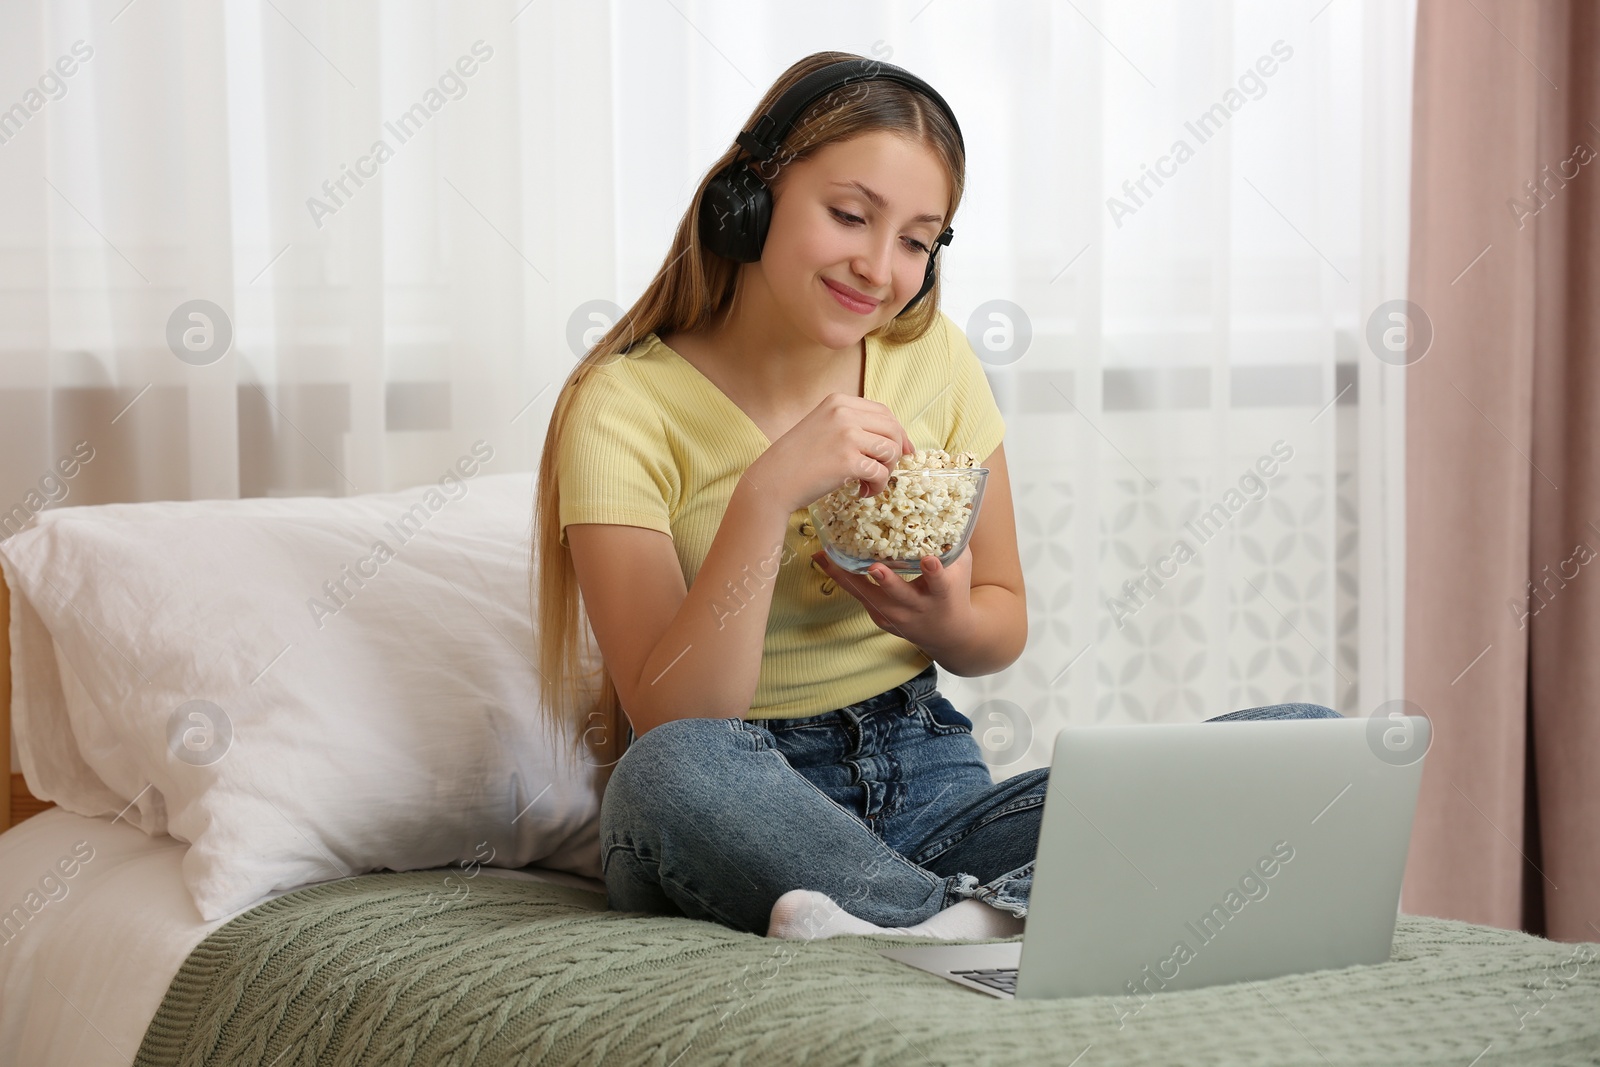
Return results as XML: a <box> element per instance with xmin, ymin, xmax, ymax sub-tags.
<box><xmin>3</xmin><ymin>478</ymin><xmax>1599</xmax><ymax>1067</ymax></box>
<box><xmin>0</xmin><ymin>806</ymin><xmax>604</xmax><ymax>1065</ymax></box>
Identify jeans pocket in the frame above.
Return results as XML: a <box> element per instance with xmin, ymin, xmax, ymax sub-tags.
<box><xmin>918</xmin><ymin>694</ymin><xmax>974</xmax><ymax>736</ymax></box>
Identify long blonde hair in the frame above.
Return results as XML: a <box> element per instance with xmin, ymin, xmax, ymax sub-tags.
<box><xmin>531</xmin><ymin>50</ymin><xmax>966</xmax><ymax>770</ymax></box>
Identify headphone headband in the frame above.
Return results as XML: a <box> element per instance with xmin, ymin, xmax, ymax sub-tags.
<box><xmin>736</xmin><ymin>58</ymin><xmax>966</xmax><ymax>163</ymax></box>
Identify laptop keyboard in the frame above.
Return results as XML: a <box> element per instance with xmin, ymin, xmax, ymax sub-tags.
<box><xmin>951</xmin><ymin>967</ymin><xmax>1018</xmax><ymax>994</ymax></box>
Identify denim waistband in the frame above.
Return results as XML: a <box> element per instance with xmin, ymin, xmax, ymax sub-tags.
<box><xmin>752</xmin><ymin>662</ymin><xmax>939</xmax><ymax>732</ymax></box>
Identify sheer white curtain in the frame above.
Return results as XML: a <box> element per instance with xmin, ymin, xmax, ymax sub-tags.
<box><xmin>1</xmin><ymin>0</ymin><xmax>1412</xmax><ymax>775</ymax></box>
<box><xmin>0</xmin><ymin>0</ymin><xmax>610</xmax><ymax>505</ymax></box>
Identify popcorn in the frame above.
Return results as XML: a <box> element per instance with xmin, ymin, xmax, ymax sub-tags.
<box><xmin>813</xmin><ymin>448</ymin><xmax>981</xmax><ymax>563</ymax></box>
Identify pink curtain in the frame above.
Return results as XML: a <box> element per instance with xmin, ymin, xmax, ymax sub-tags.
<box><xmin>1405</xmin><ymin>0</ymin><xmax>1600</xmax><ymax>941</ymax></box>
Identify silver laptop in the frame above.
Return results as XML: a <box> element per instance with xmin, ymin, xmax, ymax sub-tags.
<box><xmin>878</xmin><ymin>715</ymin><xmax>1430</xmax><ymax>1002</ymax></box>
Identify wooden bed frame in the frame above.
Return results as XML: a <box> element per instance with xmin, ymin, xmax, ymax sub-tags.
<box><xmin>2</xmin><ymin>566</ymin><xmax>56</xmax><ymax>831</ymax></box>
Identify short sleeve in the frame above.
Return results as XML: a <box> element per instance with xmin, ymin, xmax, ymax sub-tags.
<box><xmin>556</xmin><ymin>369</ymin><xmax>678</xmax><ymax>547</ymax></box>
<box><xmin>941</xmin><ymin>313</ymin><xmax>1007</xmax><ymax>464</ymax></box>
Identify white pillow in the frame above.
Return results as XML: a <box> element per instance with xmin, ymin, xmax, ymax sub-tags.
<box><xmin>0</xmin><ymin>464</ymin><xmax>605</xmax><ymax>920</ymax></box>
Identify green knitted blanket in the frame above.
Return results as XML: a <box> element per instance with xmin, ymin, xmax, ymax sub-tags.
<box><xmin>133</xmin><ymin>870</ymin><xmax>1600</xmax><ymax>1066</ymax></box>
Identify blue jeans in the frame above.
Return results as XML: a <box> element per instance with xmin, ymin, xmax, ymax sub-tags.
<box><xmin>599</xmin><ymin>663</ymin><xmax>1340</xmax><ymax>935</ymax></box>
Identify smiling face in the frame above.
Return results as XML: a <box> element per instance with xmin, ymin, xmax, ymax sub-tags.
<box><xmin>757</xmin><ymin>130</ymin><xmax>951</xmax><ymax>348</ymax></box>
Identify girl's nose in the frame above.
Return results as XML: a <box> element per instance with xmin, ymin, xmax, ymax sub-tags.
<box><xmin>853</xmin><ymin>235</ymin><xmax>894</xmax><ymax>292</ymax></box>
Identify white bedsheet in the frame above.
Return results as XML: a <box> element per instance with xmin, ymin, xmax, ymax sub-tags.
<box><xmin>0</xmin><ymin>808</ymin><xmax>607</xmax><ymax>1067</ymax></box>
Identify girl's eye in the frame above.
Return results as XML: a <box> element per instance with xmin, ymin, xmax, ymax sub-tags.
<box><xmin>831</xmin><ymin>208</ymin><xmax>932</xmax><ymax>255</ymax></box>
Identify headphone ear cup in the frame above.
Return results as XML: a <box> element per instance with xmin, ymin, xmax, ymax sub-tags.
<box><xmin>698</xmin><ymin>163</ymin><xmax>771</xmax><ymax>263</ymax></box>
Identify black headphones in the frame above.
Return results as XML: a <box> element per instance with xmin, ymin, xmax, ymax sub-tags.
<box><xmin>697</xmin><ymin>58</ymin><xmax>964</xmax><ymax>319</ymax></box>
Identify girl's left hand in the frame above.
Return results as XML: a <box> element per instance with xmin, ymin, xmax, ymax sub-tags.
<box><xmin>811</xmin><ymin>546</ymin><xmax>975</xmax><ymax>656</ymax></box>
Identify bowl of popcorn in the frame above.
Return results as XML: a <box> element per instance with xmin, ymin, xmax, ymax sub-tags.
<box><xmin>808</xmin><ymin>448</ymin><xmax>989</xmax><ymax>575</ymax></box>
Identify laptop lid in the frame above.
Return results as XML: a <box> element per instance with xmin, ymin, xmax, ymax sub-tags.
<box><xmin>1016</xmin><ymin>715</ymin><xmax>1429</xmax><ymax>999</ymax></box>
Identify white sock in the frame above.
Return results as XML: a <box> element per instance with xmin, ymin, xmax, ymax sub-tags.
<box><xmin>767</xmin><ymin>889</ymin><xmax>886</xmax><ymax>939</ymax></box>
<box><xmin>898</xmin><ymin>898</ymin><xmax>1026</xmax><ymax>940</ymax></box>
<box><xmin>766</xmin><ymin>889</ymin><xmax>1025</xmax><ymax>941</ymax></box>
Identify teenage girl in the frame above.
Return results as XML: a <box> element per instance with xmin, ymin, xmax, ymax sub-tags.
<box><xmin>532</xmin><ymin>51</ymin><xmax>1338</xmax><ymax>941</ymax></box>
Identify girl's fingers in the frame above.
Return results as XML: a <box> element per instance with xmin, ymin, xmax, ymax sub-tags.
<box><xmin>851</xmin><ymin>565</ymin><xmax>899</xmax><ymax>602</ymax></box>
<box><xmin>814</xmin><ymin>553</ymin><xmax>902</xmax><ymax>606</ymax></box>
<box><xmin>814</xmin><ymin>553</ymin><xmax>949</xmax><ymax>610</ymax></box>
<box><xmin>874</xmin><ymin>564</ymin><xmax>918</xmax><ymax>591</ymax></box>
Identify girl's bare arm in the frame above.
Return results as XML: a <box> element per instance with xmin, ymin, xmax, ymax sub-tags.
<box><xmin>566</xmin><ymin>475</ymin><xmax>792</xmax><ymax>737</ymax></box>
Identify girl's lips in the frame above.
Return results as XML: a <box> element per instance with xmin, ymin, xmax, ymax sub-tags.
<box><xmin>823</xmin><ymin>277</ymin><xmax>880</xmax><ymax>314</ymax></box>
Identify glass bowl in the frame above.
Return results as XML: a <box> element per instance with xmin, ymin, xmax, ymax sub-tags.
<box><xmin>808</xmin><ymin>467</ymin><xmax>989</xmax><ymax>575</ymax></box>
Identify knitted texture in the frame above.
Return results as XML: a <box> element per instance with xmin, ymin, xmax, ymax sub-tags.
<box><xmin>133</xmin><ymin>870</ymin><xmax>1600</xmax><ymax>1066</ymax></box>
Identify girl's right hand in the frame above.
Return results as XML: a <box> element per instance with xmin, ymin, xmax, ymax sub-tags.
<box><xmin>748</xmin><ymin>393</ymin><xmax>914</xmax><ymax>513</ymax></box>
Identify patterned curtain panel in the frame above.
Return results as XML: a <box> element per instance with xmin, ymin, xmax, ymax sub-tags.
<box><xmin>0</xmin><ymin>0</ymin><xmax>1415</xmax><ymax>776</ymax></box>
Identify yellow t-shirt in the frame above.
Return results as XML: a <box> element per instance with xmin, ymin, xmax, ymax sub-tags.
<box><xmin>557</xmin><ymin>310</ymin><xmax>1006</xmax><ymax>719</ymax></box>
